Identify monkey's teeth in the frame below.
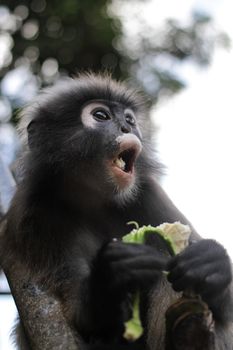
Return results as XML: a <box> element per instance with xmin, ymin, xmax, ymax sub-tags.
<box><xmin>115</xmin><ymin>157</ymin><xmax>126</xmax><ymax>170</ymax></box>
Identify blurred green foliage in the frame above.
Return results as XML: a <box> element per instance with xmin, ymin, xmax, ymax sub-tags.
<box><xmin>0</xmin><ymin>0</ymin><xmax>230</xmax><ymax>114</ymax></box>
<box><xmin>0</xmin><ymin>0</ymin><xmax>123</xmax><ymax>80</ymax></box>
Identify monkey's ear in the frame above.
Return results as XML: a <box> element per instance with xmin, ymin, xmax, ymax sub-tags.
<box><xmin>27</xmin><ymin>120</ymin><xmax>36</xmax><ymax>149</ymax></box>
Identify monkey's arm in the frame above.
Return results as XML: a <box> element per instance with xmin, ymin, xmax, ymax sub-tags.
<box><xmin>0</xmin><ymin>256</ymin><xmax>78</xmax><ymax>350</ymax></box>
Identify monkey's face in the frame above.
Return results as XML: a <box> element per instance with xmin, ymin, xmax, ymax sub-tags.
<box><xmin>25</xmin><ymin>75</ymin><xmax>149</xmax><ymax>205</ymax></box>
<box><xmin>80</xmin><ymin>100</ymin><xmax>143</xmax><ymax>200</ymax></box>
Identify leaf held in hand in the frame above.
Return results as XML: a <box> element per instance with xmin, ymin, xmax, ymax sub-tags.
<box><xmin>122</xmin><ymin>221</ymin><xmax>191</xmax><ymax>341</ymax></box>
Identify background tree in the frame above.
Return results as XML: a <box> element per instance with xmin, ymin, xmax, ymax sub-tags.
<box><xmin>0</xmin><ymin>0</ymin><xmax>229</xmax><ymax>208</ymax></box>
<box><xmin>0</xmin><ymin>0</ymin><xmax>229</xmax><ymax>108</ymax></box>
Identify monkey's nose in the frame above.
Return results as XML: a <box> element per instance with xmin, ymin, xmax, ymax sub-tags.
<box><xmin>121</xmin><ymin>125</ymin><xmax>131</xmax><ymax>134</ymax></box>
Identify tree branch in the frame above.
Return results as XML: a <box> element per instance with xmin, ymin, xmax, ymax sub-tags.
<box><xmin>2</xmin><ymin>263</ymin><xmax>78</xmax><ymax>350</ymax></box>
<box><xmin>0</xmin><ymin>155</ymin><xmax>78</xmax><ymax>349</ymax></box>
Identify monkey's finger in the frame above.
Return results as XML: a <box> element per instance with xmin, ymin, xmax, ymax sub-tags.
<box><xmin>168</xmin><ymin>239</ymin><xmax>228</xmax><ymax>269</ymax></box>
<box><xmin>111</xmin><ymin>255</ymin><xmax>169</xmax><ymax>272</ymax></box>
<box><xmin>169</xmin><ymin>273</ymin><xmax>197</xmax><ymax>292</ymax></box>
<box><xmin>109</xmin><ymin>269</ymin><xmax>161</xmax><ymax>291</ymax></box>
<box><xmin>168</xmin><ymin>260</ymin><xmax>231</xmax><ymax>295</ymax></box>
<box><xmin>168</xmin><ymin>257</ymin><xmax>229</xmax><ymax>285</ymax></box>
<box><xmin>144</xmin><ymin>231</ymin><xmax>174</xmax><ymax>255</ymax></box>
<box><xmin>201</xmin><ymin>273</ymin><xmax>232</xmax><ymax>297</ymax></box>
<box><xmin>168</xmin><ymin>260</ymin><xmax>214</xmax><ymax>285</ymax></box>
<box><xmin>129</xmin><ymin>269</ymin><xmax>161</xmax><ymax>286</ymax></box>
<box><xmin>103</xmin><ymin>242</ymin><xmax>156</xmax><ymax>261</ymax></box>
<box><xmin>171</xmin><ymin>270</ymin><xmax>231</xmax><ymax>296</ymax></box>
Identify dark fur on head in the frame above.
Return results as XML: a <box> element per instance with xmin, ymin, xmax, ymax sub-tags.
<box><xmin>19</xmin><ymin>72</ymin><xmax>147</xmax><ymax>146</ymax></box>
<box><xmin>18</xmin><ymin>73</ymin><xmax>161</xmax><ymax>188</ymax></box>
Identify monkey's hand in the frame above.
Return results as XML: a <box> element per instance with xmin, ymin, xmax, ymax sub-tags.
<box><xmin>93</xmin><ymin>241</ymin><xmax>169</xmax><ymax>298</ymax></box>
<box><xmin>85</xmin><ymin>242</ymin><xmax>168</xmax><ymax>340</ymax></box>
<box><xmin>167</xmin><ymin>239</ymin><xmax>233</xmax><ymax>323</ymax></box>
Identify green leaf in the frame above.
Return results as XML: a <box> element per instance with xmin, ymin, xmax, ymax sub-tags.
<box><xmin>122</xmin><ymin>221</ymin><xmax>191</xmax><ymax>341</ymax></box>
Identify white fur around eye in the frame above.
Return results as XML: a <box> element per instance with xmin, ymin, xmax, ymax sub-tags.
<box><xmin>81</xmin><ymin>102</ymin><xmax>110</xmax><ymax>129</ymax></box>
<box><xmin>124</xmin><ymin>108</ymin><xmax>142</xmax><ymax>139</ymax></box>
<box><xmin>124</xmin><ymin>108</ymin><xmax>135</xmax><ymax>118</ymax></box>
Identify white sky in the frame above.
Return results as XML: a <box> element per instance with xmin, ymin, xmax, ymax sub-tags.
<box><xmin>156</xmin><ymin>49</ymin><xmax>233</xmax><ymax>256</ymax></box>
<box><xmin>152</xmin><ymin>0</ymin><xmax>233</xmax><ymax>258</ymax></box>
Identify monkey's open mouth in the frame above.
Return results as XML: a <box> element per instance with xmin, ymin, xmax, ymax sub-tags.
<box><xmin>113</xmin><ymin>149</ymin><xmax>137</xmax><ymax>174</ymax></box>
<box><xmin>108</xmin><ymin>135</ymin><xmax>142</xmax><ymax>187</ymax></box>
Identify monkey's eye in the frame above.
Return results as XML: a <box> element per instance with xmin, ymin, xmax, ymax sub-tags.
<box><xmin>125</xmin><ymin>113</ymin><xmax>136</xmax><ymax>126</ymax></box>
<box><xmin>92</xmin><ymin>109</ymin><xmax>111</xmax><ymax>122</ymax></box>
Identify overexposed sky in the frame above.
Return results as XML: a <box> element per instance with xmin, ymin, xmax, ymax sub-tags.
<box><xmin>152</xmin><ymin>0</ymin><xmax>233</xmax><ymax>257</ymax></box>
<box><xmin>156</xmin><ymin>49</ymin><xmax>233</xmax><ymax>256</ymax></box>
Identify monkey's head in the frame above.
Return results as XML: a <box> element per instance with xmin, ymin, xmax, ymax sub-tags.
<box><xmin>21</xmin><ymin>73</ymin><xmax>157</xmax><ymax>205</ymax></box>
